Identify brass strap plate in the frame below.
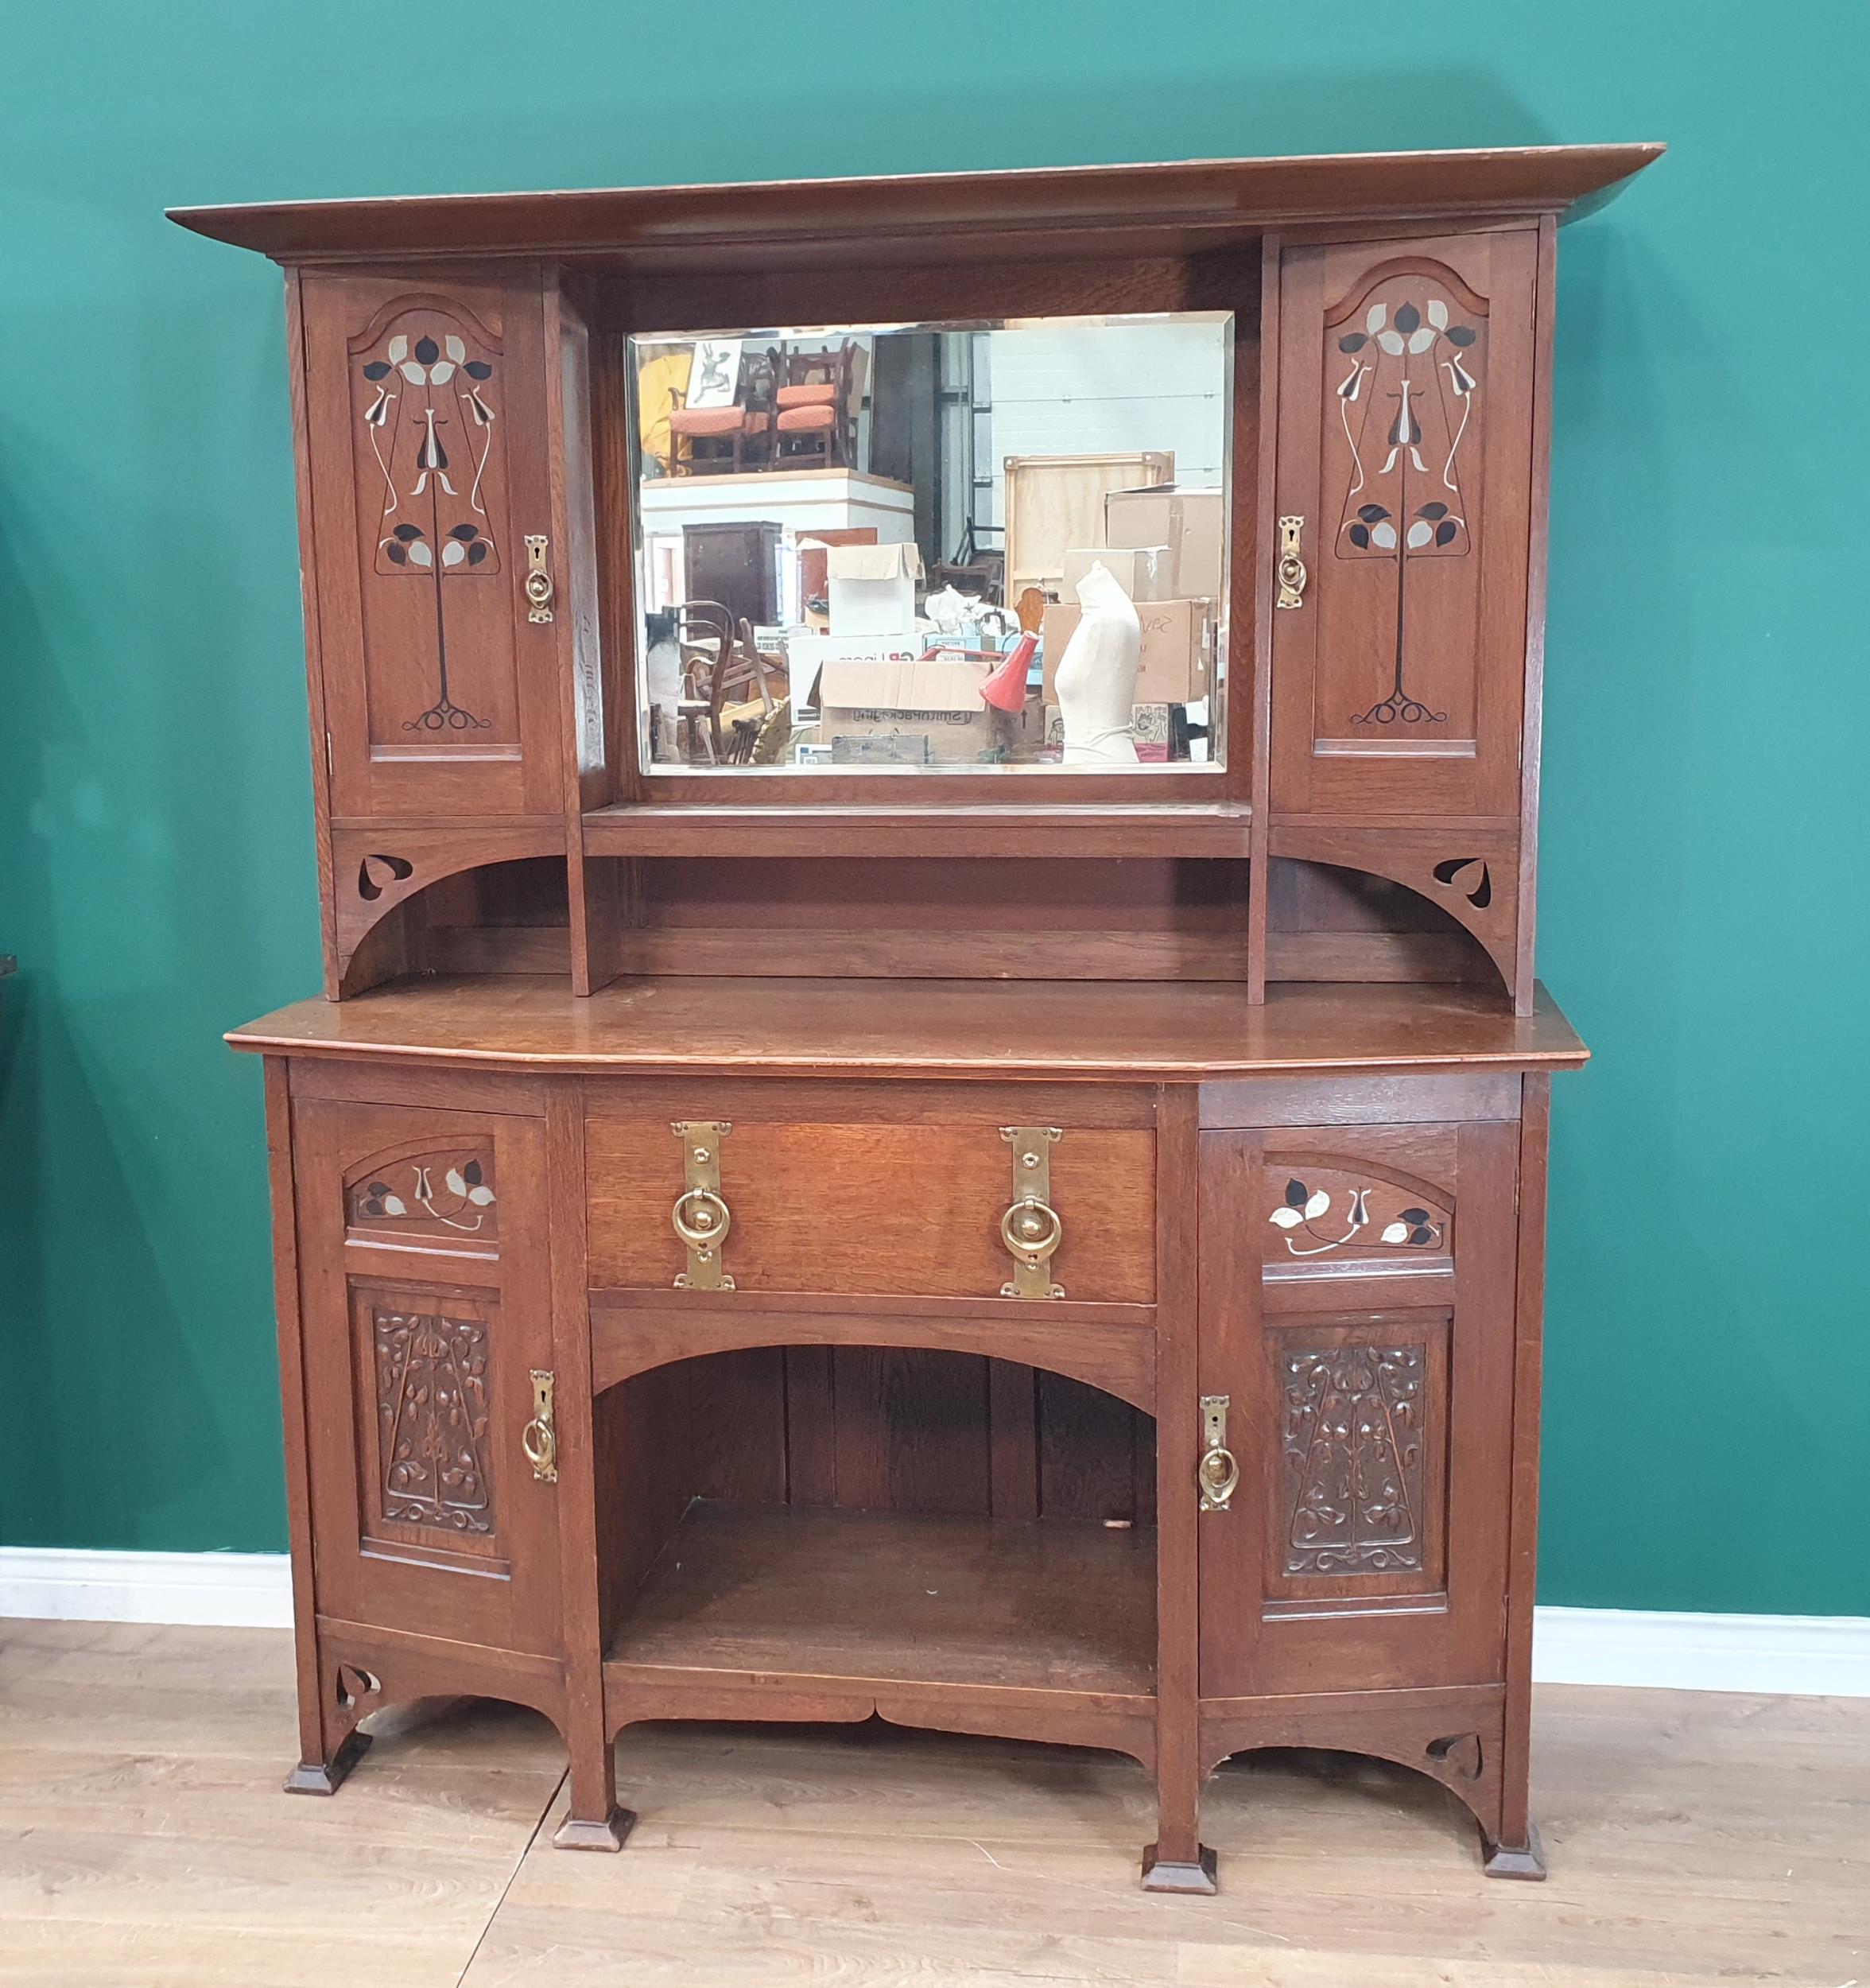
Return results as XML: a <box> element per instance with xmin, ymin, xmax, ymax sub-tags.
<box><xmin>999</xmin><ymin>1125</ymin><xmax>1064</xmax><ymax>1300</ymax></box>
<box><xmin>671</xmin><ymin>1120</ymin><xmax>734</xmax><ymax>1290</ymax></box>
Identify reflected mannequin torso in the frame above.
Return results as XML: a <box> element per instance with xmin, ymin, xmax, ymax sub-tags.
<box><xmin>1054</xmin><ymin>561</ymin><xmax>1141</xmax><ymax>767</ymax></box>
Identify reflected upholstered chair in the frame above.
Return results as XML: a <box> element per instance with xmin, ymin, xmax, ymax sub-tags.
<box><xmin>666</xmin><ymin>351</ymin><xmax>774</xmax><ymax>475</ymax></box>
<box><xmin>766</xmin><ymin>341</ymin><xmax>857</xmax><ymax>470</ymax></box>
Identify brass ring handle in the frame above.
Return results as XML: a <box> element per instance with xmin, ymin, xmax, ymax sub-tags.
<box><xmin>672</xmin><ymin>1186</ymin><xmax>732</xmax><ymax>1252</ymax></box>
<box><xmin>522</xmin><ymin>1416</ymin><xmax>557</xmax><ymax>1478</ymax></box>
<box><xmin>999</xmin><ymin>1195</ymin><xmax>1062</xmax><ymax>1263</ymax></box>
<box><xmin>1197</xmin><ymin>1444</ymin><xmax>1240</xmax><ymax>1511</ymax></box>
<box><xmin>524</xmin><ymin>534</ymin><xmax>555</xmax><ymax>623</ymax></box>
<box><xmin>1275</xmin><ymin>515</ymin><xmax>1308</xmax><ymax>610</ymax></box>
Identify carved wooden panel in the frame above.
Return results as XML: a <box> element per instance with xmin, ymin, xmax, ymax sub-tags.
<box><xmin>344</xmin><ymin>1143</ymin><xmax>499</xmax><ymax>1252</ymax></box>
<box><xmin>1263</xmin><ymin>1314</ymin><xmax>1449</xmax><ymax>1602</ymax></box>
<box><xmin>1270</xmin><ymin>230</ymin><xmax>1538</xmax><ymax>821</ymax></box>
<box><xmin>1278</xmin><ymin>1340</ymin><xmax>1425</xmax><ymax>1573</ymax></box>
<box><xmin>299</xmin><ymin>270</ymin><xmax>563</xmax><ymax>821</ymax></box>
<box><xmin>371</xmin><ymin>1305</ymin><xmax>495</xmax><ymax>1537</ymax></box>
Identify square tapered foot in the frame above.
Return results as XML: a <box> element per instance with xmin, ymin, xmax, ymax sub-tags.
<box><xmin>1141</xmin><ymin>1843</ymin><xmax>1219</xmax><ymax>1894</ymax></box>
<box><xmin>1483</xmin><ymin>1823</ymin><xmax>1546</xmax><ymax>1880</ymax></box>
<box><xmin>553</xmin><ymin>1807</ymin><xmax>636</xmax><ymax>1852</ymax></box>
<box><xmin>284</xmin><ymin>1730</ymin><xmax>371</xmax><ymax>1796</ymax></box>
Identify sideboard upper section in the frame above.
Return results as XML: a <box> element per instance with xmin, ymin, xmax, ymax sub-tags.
<box><xmin>169</xmin><ymin>146</ymin><xmax>1661</xmax><ymax>1012</ymax></box>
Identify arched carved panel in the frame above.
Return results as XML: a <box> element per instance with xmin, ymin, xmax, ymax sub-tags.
<box><xmin>1325</xmin><ymin>259</ymin><xmax>1489</xmax><ymax>736</ymax></box>
<box><xmin>347</xmin><ymin>297</ymin><xmax>518</xmax><ymax>745</ymax></box>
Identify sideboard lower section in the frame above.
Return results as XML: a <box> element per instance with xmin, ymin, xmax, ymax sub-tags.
<box><xmin>260</xmin><ymin>1049</ymin><xmax>1553</xmax><ymax>1889</ymax></box>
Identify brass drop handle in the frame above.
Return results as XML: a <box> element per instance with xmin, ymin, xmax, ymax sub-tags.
<box><xmin>1000</xmin><ymin>1195</ymin><xmax>1063</xmax><ymax>1262</ymax></box>
<box><xmin>1197</xmin><ymin>1394</ymin><xmax>1239</xmax><ymax>1511</ymax></box>
<box><xmin>999</xmin><ymin>1126</ymin><xmax>1065</xmax><ymax>1299</ymax></box>
<box><xmin>671</xmin><ymin>1121</ymin><xmax>735</xmax><ymax>1291</ymax></box>
<box><xmin>522</xmin><ymin>1369</ymin><xmax>557</xmax><ymax>1482</ymax></box>
<box><xmin>672</xmin><ymin>1187</ymin><xmax>731</xmax><ymax>1250</ymax></box>
<box><xmin>1274</xmin><ymin>515</ymin><xmax>1308</xmax><ymax>610</ymax></box>
<box><xmin>524</xmin><ymin>534</ymin><xmax>555</xmax><ymax>623</ymax></box>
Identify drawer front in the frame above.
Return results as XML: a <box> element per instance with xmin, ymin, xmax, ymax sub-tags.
<box><xmin>585</xmin><ymin>1085</ymin><xmax>1156</xmax><ymax>1304</ymax></box>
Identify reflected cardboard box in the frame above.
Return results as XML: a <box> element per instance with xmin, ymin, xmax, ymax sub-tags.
<box><xmin>1104</xmin><ymin>486</ymin><xmax>1225</xmax><ymax>601</ymax></box>
<box><xmin>815</xmin><ymin>649</ymin><xmax>995</xmax><ymax>765</ymax></box>
<box><xmin>826</xmin><ymin>542</ymin><xmax>924</xmax><ymax>636</ymax></box>
<box><xmin>1059</xmin><ymin>545</ymin><xmax>1173</xmax><ymax>602</ymax></box>
<box><xmin>1040</xmin><ymin>598</ymin><xmax>1213</xmax><ymax>705</ymax></box>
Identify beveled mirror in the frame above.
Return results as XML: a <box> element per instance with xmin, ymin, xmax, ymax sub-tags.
<box><xmin>627</xmin><ymin>313</ymin><xmax>1232</xmax><ymax>775</ymax></box>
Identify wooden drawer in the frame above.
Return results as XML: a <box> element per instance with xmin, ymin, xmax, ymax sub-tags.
<box><xmin>584</xmin><ymin>1082</ymin><xmax>1156</xmax><ymax>1303</ymax></box>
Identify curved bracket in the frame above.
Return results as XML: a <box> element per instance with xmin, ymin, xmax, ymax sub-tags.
<box><xmin>329</xmin><ymin>822</ymin><xmax>567</xmax><ymax>990</ymax></box>
<box><xmin>1269</xmin><ymin>825</ymin><xmax>1523</xmax><ymax>1005</ymax></box>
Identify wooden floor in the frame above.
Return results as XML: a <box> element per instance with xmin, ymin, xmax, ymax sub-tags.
<box><xmin>2</xmin><ymin>1621</ymin><xmax>1864</xmax><ymax>1987</ymax></box>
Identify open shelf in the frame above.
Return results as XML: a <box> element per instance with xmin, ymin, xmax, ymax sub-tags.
<box><xmin>581</xmin><ymin>801</ymin><xmax>1253</xmax><ymax>861</ymax></box>
<box><xmin>607</xmin><ymin>1501</ymin><xmax>1157</xmax><ymax>1699</ymax></box>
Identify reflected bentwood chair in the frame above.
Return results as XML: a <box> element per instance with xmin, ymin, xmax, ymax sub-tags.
<box><xmin>671</xmin><ymin>601</ymin><xmax>780</xmax><ymax>763</ymax></box>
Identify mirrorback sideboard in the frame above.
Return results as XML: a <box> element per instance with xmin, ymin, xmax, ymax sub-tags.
<box><xmin>175</xmin><ymin>141</ymin><xmax>1662</xmax><ymax>1893</ymax></box>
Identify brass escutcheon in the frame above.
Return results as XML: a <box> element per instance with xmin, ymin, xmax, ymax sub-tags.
<box><xmin>522</xmin><ymin>1369</ymin><xmax>557</xmax><ymax>1482</ymax></box>
<box><xmin>1274</xmin><ymin>515</ymin><xmax>1308</xmax><ymax>609</ymax></box>
<box><xmin>1197</xmin><ymin>1394</ymin><xmax>1239</xmax><ymax>1510</ymax></box>
<box><xmin>524</xmin><ymin>534</ymin><xmax>555</xmax><ymax>623</ymax></box>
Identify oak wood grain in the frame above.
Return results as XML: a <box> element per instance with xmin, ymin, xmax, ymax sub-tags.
<box><xmin>227</xmin><ymin>977</ymin><xmax>1589</xmax><ymax>1078</ymax></box>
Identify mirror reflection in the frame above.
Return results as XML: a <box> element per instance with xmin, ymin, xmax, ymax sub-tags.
<box><xmin>629</xmin><ymin>313</ymin><xmax>1231</xmax><ymax>775</ymax></box>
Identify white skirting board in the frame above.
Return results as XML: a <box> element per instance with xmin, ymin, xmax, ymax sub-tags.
<box><xmin>2</xmin><ymin>1548</ymin><xmax>1865</xmax><ymax>1697</ymax></box>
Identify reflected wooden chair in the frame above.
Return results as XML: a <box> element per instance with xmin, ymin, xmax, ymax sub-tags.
<box><xmin>666</xmin><ymin>351</ymin><xmax>775</xmax><ymax>476</ymax></box>
<box><xmin>766</xmin><ymin>341</ymin><xmax>857</xmax><ymax>471</ymax></box>
<box><xmin>672</xmin><ymin>602</ymin><xmax>782</xmax><ymax>763</ymax></box>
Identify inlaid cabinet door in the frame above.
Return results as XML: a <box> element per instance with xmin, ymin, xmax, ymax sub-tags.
<box><xmin>297</xmin><ymin>268</ymin><xmax>564</xmax><ymax>821</ymax></box>
<box><xmin>292</xmin><ymin>1099</ymin><xmax>561</xmax><ymax>1654</ymax></box>
<box><xmin>1197</xmin><ymin>1118</ymin><xmax>1519</xmax><ymax>1698</ymax></box>
<box><xmin>1268</xmin><ymin>230</ymin><xmax>1540</xmax><ymax>820</ymax></box>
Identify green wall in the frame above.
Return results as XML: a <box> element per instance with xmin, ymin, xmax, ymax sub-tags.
<box><xmin>2</xmin><ymin>2</ymin><xmax>1864</xmax><ymax>1615</ymax></box>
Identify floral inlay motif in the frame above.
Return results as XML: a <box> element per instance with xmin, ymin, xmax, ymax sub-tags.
<box><xmin>359</xmin><ymin>321</ymin><xmax>501</xmax><ymax>733</ymax></box>
<box><xmin>1280</xmin><ymin>1342</ymin><xmax>1426</xmax><ymax>1574</ymax></box>
<box><xmin>373</xmin><ymin>1308</ymin><xmax>493</xmax><ymax>1536</ymax></box>
<box><xmin>1268</xmin><ymin>1175</ymin><xmax>1444</xmax><ymax>1258</ymax></box>
<box><xmin>1332</xmin><ymin>285</ymin><xmax>1484</xmax><ymax>727</ymax></box>
<box><xmin>347</xmin><ymin>1151</ymin><xmax>498</xmax><ymax>1241</ymax></box>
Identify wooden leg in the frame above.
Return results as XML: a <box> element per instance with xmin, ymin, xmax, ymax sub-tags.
<box><xmin>284</xmin><ymin>1727</ymin><xmax>371</xmax><ymax>1796</ymax></box>
<box><xmin>1484</xmin><ymin>1821</ymin><xmax>1548</xmax><ymax>1881</ymax></box>
<box><xmin>553</xmin><ymin>1730</ymin><xmax>634</xmax><ymax>1853</ymax></box>
<box><xmin>545</xmin><ymin>1080</ymin><xmax>636</xmax><ymax>1855</ymax></box>
<box><xmin>1140</xmin><ymin>1085</ymin><xmax>1217</xmax><ymax>1897</ymax></box>
<box><xmin>1484</xmin><ymin>1075</ymin><xmax>1550</xmax><ymax>1885</ymax></box>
